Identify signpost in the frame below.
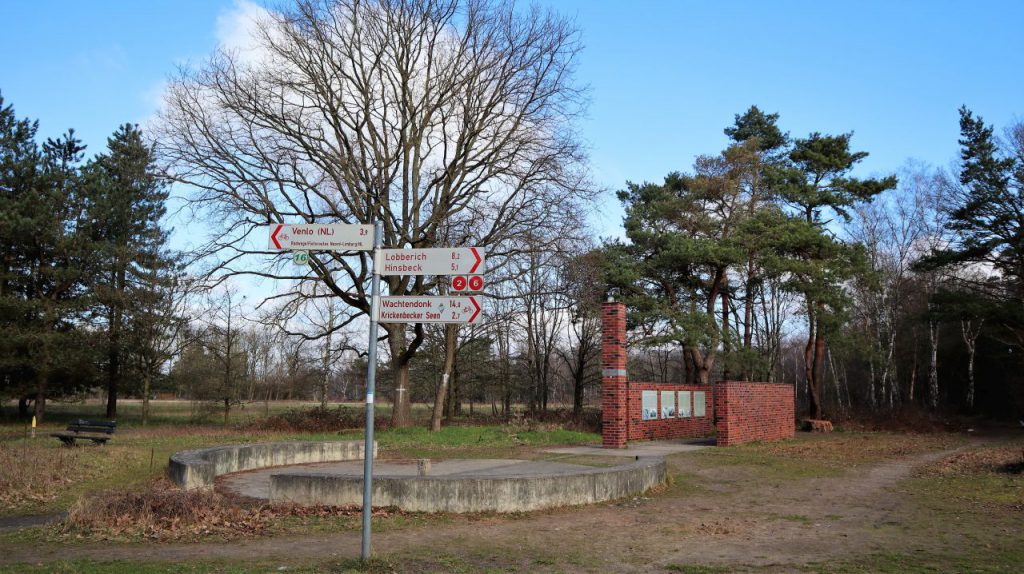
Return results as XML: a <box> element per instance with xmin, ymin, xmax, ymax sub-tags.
<box><xmin>379</xmin><ymin>247</ymin><xmax>484</xmax><ymax>276</ymax></box>
<box><xmin>268</xmin><ymin>224</ymin><xmax>484</xmax><ymax>561</ymax></box>
<box><xmin>375</xmin><ymin>296</ymin><xmax>482</xmax><ymax>324</ymax></box>
<box><xmin>360</xmin><ymin>223</ymin><xmax>383</xmax><ymax>561</ymax></box>
<box><xmin>267</xmin><ymin>223</ymin><xmax>374</xmax><ymax>252</ymax></box>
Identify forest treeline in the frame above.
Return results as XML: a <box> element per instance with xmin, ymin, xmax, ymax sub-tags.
<box><xmin>607</xmin><ymin>106</ymin><xmax>1024</xmax><ymax>421</ymax></box>
<box><xmin>4</xmin><ymin>92</ymin><xmax>1021</xmax><ymax>424</ymax></box>
<box><xmin>2</xmin><ymin>1</ymin><xmax>1022</xmax><ymax>426</ymax></box>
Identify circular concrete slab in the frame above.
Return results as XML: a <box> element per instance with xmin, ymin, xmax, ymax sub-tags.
<box><xmin>218</xmin><ymin>458</ymin><xmax>602</xmax><ymax>501</ymax></box>
<box><xmin>217</xmin><ymin>455</ymin><xmax>667</xmax><ymax>513</ymax></box>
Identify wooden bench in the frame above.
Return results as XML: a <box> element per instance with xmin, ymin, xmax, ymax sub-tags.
<box><xmin>51</xmin><ymin>419</ymin><xmax>117</xmax><ymax>446</ymax></box>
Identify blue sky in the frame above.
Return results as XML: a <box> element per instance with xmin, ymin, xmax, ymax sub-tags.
<box><xmin>2</xmin><ymin>0</ymin><xmax>1022</xmax><ymax>237</ymax></box>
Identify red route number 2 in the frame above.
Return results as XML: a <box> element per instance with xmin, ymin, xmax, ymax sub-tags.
<box><xmin>451</xmin><ymin>275</ymin><xmax>484</xmax><ymax>292</ymax></box>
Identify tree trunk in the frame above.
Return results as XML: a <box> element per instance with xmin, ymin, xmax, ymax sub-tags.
<box><xmin>961</xmin><ymin>319</ymin><xmax>982</xmax><ymax>410</ymax></box>
<box><xmin>803</xmin><ymin>315</ymin><xmax>816</xmax><ymax>417</ymax></box>
<box><xmin>742</xmin><ymin>257</ymin><xmax>755</xmax><ymax>380</ymax></box>
<box><xmin>142</xmin><ymin>371</ymin><xmax>152</xmax><ymax>426</ymax></box>
<box><xmin>321</xmin><ymin>302</ymin><xmax>333</xmax><ymax>409</ymax></box>
<box><xmin>908</xmin><ymin>326</ymin><xmax>919</xmax><ymax>403</ymax></box>
<box><xmin>106</xmin><ymin>267</ymin><xmax>126</xmax><ymax>419</ymax></box>
<box><xmin>105</xmin><ymin>329</ymin><xmax>119</xmax><ymax>419</ymax></box>
<box><xmin>386</xmin><ymin>326</ymin><xmax>414</xmax><ymax>427</ymax></box>
<box><xmin>431</xmin><ymin>324</ymin><xmax>457</xmax><ymax>432</ymax></box>
<box><xmin>34</xmin><ymin>337</ymin><xmax>50</xmax><ymax>423</ymax></box>
<box><xmin>928</xmin><ymin>320</ymin><xmax>940</xmax><ymax>409</ymax></box>
<box><xmin>804</xmin><ymin>304</ymin><xmax>825</xmax><ymax>420</ymax></box>
<box><xmin>810</xmin><ymin>328</ymin><xmax>826</xmax><ymax>419</ymax></box>
<box><xmin>18</xmin><ymin>397</ymin><xmax>29</xmax><ymax>418</ymax></box>
<box><xmin>966</xmin><ymin>349</ymin><xmax>976</xmax><ymax>410</ymax></box>
<box><xmin>721</xmin><ymin>287</ymin><xmax>731</xmax><ymax>380</ymax></box>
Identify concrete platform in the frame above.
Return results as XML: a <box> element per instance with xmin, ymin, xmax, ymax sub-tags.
<box><xmin>544</xmin><ymin>437</ymin><xmax>715</xmax><ymax>457</ymax></box>
<box><xmin>218</xmin><ymin>455</ymin><xmax>667</xmax><ymax>513</ymax></box>
<box><xmin>219</xmin><ymin>458</ymin><xmax>598</xmax><ymax>500</ymax></box>
<box><xmin>170</xmin><ymin>440</ymin><xmax>373</xmax><ymax>490</ymax></box>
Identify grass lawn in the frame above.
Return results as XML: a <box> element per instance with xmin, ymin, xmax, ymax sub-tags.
<box><xmin>2</xmin><ymin>400</ymin><xmax>1022</xmax><ymax>573</ymax></box>
<box><xmin>0</xmin><ymin>400</ymin><xmax>599</xmax><ymax>518</ymax></box>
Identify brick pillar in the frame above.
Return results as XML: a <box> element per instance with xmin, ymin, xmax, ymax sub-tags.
<box><xmin>601</xmin><ymin>301</ymin><xmax>628</xmax><ymax>448</ymax></box>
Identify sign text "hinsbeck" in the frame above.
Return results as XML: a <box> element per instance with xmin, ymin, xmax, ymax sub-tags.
<box><xmin>379</xmin><ymin>248</ymin><xmax>483</xmax><ymax>276</ymax></box>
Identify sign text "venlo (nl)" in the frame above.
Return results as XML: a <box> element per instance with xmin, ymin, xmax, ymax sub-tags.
<box><xmin>268</xmin><ymin>223</ymin><xmax>374</xmax><ymax>252</ymax></box>
<box><xmin>379</xmin><ymin>247</ymin><xmax>483</xmax><ymax>276</ymax></box>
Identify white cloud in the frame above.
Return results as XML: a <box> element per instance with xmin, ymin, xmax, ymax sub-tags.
<box><xmin>216</xmin><ymin>0</ymin><xmax>272</xmax><ymax>65</ymax></box>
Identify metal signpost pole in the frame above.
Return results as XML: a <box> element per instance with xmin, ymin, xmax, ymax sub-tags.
<box><xmin>361</xmin><ymin>221</ymin><xmax>383</xmax><ymax>562</ymax></box>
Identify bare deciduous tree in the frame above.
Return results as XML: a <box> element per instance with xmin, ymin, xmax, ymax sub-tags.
<box><xmin>155</xmin><ymin>0</ymin><xmax>590</xmax><ymax>426</ymax></box>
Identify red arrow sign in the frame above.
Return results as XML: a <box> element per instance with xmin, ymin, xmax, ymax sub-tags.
<box><xmin>468</xmin><ymin>296</ymin><xmax>481</xmax><ymax>323</ymax></box>
<box><xmin>469</xmin><ymin>248</ymin><xmax>482</xmax><ymax>274</ymax></box>
<box><xmin>271</xmin><ymin>224</ymin><xmax>284</xmax><ymax>249</ymax></box>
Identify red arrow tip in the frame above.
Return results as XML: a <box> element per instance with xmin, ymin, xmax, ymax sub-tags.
<box><xmin>468</xmin><ymin>296</ymin><xmax>481</xmax><ymax>323</ymax></box>
<box><xmin>271</xmin><ymin>224</ymin><xmax>284</xmax><ymax>249</ymax></box>
<box><xmin>469</xmin><ymin>247</ymin><xmax>481</xmax><ymax>274</ymax></box>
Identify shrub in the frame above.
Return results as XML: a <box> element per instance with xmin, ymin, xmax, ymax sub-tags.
<box><xmin>246</xmin><ymin>406</ymin><xmax>386</xmax><ymax>433</ymax></box>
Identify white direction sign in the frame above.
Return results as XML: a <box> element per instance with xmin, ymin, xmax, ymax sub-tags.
<box><xmin>268</xmin><ymin>223</ymin><xmax>374</xmax><ymax>252</ymax></box>
<box><xmin>375</xmin><ymin>296</ymin><xmax>483</xmax><ymax>324</ymax></box>
<box><xmin>379</xmin><ymin>247</ymin><xmax>484</xmax><ymax>276</ymax></box>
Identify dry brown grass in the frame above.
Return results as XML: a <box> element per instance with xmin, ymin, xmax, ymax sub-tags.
<box><xmin>759</xmin><ymin>432</ymin><xmax>965</xmax><ymax>466</ymax></box>
<box><xmin>61</xmin><ymin>478</ymin><xmax>273</xmax><ymax>540</ymax></box>
<box><xmin>0</xmin><ymin>442</ymin><xmax>139</xmax><ymax>512</ymax></box>
<box><xmin>919</xmin><ymin>441</ymin><xmax>1024</xmax><ymax>477</ymax></box>
<box><xmin>60</xmin><ymin>479</ymin><xmax>402</xmax><ymax>541</ymax></box>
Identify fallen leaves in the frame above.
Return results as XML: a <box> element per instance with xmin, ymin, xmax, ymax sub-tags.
<box><xmin>918</xmin><ymin>444</ymin><xmax>1024</xmax><ymax>477</ymax></box>
<box><xmin>59</xmin><ymin>479</ymin><xmax>405</xmax><ymax>542</ymax></box>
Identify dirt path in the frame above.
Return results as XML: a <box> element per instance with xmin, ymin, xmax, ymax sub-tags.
<box><xmin>0</xmin><ymin>441</ymin><xmax>979</xmax><ymax>571</ymax></box>
<box><xmin>0</xmin><ymin>513</ymin><xmax>65</xmax><ymax>531</ymax></box>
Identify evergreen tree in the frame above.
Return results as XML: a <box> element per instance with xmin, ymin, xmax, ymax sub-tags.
<box><xmin>607</xmin><ymin>159</ymin><xmax>747</xmax><ymax>385</ymax></box>
<box><xmin>768</xmin><ymin>132</ymin><xmax>896</xmax><ymax>418</ymax></box>
<box><xmin>0</xmin><ymin>94</ymin><xmax>44</xmax><ymax>412</ymax></box>
<box><xmin>724</xmin><ymin>107</ymin><xmax>789</xmax><ymax>379</ymax></box>
<box><xmin>941</xmin><ymin>107</ymin><xmax>1024</xmax><ymax>290</ymax></box>
<box><xmin>84</xmin><ymin>124</ymin><xmax>171</xmax><ymax>418</ymax></box>
<box><xmin>0</xmin><ymin>94</ymin><xmax>95</xmax><ymax>421</ymax></box>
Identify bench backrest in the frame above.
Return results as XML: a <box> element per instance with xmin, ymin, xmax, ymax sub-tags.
<box><xmin>67</xmin><ymin>419</ymin><xmax>117</xmax><ymax>434</ymax></box>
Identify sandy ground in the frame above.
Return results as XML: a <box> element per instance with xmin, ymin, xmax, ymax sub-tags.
<box><xmin>0</xmin><ymin>439</ymin><xmax>987</xmax><ymax>571</ymax></box>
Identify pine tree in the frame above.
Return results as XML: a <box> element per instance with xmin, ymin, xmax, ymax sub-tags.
<box><xmin>84</xmin><ymin>124</ymin><xmax>171</xmax><ymax>418</ymax></box>
<box><xmin>768</xmin><ymin>133</ymin><xmax>896</xmax><ymax>419</ymax></box>
<box><xmin>0</xmin><ymin>94</ymin><xmax>95</xmax><ymax>421</ymax></box>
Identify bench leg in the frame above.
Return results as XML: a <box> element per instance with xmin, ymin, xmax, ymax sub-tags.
<box><xmin>58</xmin><ymin>437</ymin><xmax>76</xmax><ymax>447</ymax></box>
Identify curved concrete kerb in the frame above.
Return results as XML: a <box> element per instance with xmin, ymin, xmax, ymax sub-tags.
<box><xmin>269</xmin><ymin>456</ymin><xmax>667</xmax><ymax>513</ymax></box>
<box><xmin>168</xmin><ymin>440</ymin><xmax>375</xmax><ymax>490</ymax></box>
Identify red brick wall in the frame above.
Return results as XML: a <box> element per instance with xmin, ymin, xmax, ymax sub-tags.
<box><xmin>714</xmin><ymin>381</ymin><xmax>795</xmax><ymax>446</ymax></box>
<box><xmin>601</xmin><ymin>302</ymin><xmax>628</xmax><ymax>448</ymax></box>
<box><xmin>626</xmin><ymin>382</ymin><xmax>713</xmax><ymax>441</ymax></box>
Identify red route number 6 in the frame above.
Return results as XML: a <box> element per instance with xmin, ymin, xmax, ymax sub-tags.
<box><xmin>451</xmin><ymin>275</ymin><xmax>484</xmax><ymax>292</ymax></box>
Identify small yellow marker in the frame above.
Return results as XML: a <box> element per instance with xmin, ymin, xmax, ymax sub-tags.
<box><xmin>31</xmin><ymin>415</ymin><xmax>37</xmax><ymax>438</ymax></box>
